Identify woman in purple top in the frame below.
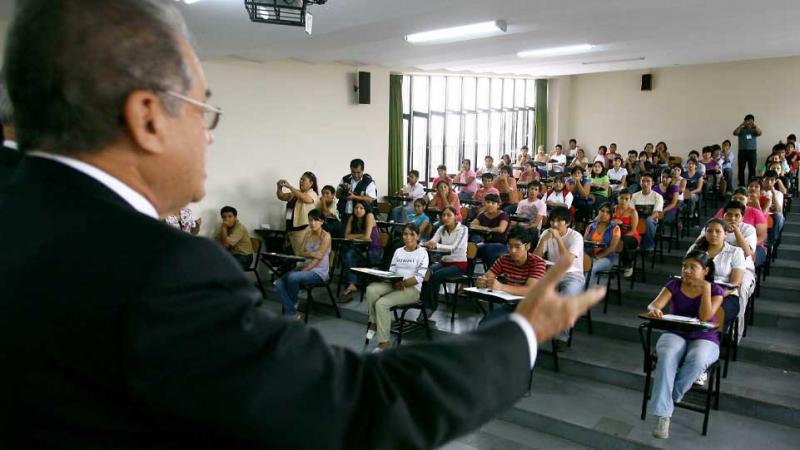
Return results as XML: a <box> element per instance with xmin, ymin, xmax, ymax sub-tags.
<box><xmin>339</xmin><ymin>200</ymin><xmax>383</xmax><ymax>303</ymax></box>
<box><xmin>644</xmin><ymin>250</ymin><xmax>724</xmax><ymax>439</ymax></box>
<box><xmin>653</xmin><ymin>170</ymin><xmax>680</xmax><ymax>225</ymax></box>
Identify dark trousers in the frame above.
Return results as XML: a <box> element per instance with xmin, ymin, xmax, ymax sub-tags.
<box><xmin>233</xmin><ymin>254</ymin><xmax>253</xmax><ymax>271</ymax></box>
<box><xmin>737</xmin><ymin>149</ymin><xmax>758</xmax><ymax>187</ymax></box>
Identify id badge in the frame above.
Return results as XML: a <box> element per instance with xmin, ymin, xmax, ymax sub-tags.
<box><xmin>746</xmin><ymin>134</ymin><xmax>753</xmax><ymax>140</ymax></box>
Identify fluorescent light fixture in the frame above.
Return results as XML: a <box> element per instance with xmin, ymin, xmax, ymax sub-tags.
<box><xmin>517</xmin><ymin>44</ymin><xmax>594</xmax><ymax>58</ymax></box>
<box><xmin>405</xmin><ymin>20</ymin><xmax>507</xmax><ymax>44</ymax></box>
<box><xmin>175</xmin><ymin>0</ymin><xmax>204</xmax><ymax>4</ymax></box>
<box><xmin>583</xmin><ymin>56</ymin><xmax>645</xmax><ymax>65</ymax></box>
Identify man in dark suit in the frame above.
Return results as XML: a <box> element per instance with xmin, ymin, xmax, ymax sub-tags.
<box><xmin>0</xmin><ymin>80</ymin><xmax>21</xmax><ymax>184</ymax></box>
<box><xmin>0</xmin><ymin>1</ymin><xmax>603</xmax><ymax>449</ymax></box>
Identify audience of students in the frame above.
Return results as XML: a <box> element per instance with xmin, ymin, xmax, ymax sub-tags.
<box><xmin>365</xmin><ymin>223</ymin><xmax>429</xmax><ymax>351</ymax></box>
<box><xmin>214</xmin><ymin>206</ymin><xmax>254</xmax><ymax>270</ymax></box>
<box><xmin>645</xmin><ymin>250</ymin><xmax>724</xmax><ymax>439</ymax></box>
<box><xmin>569</xmin><ymin>147</ymin><xmax>588</xmax><ymax>171</ymax></box>
<box><xmin>275</xmin><ymin>209</ymin><xmax>332</xmax><ymax>320</ymax></box>
<box><xmin>516</xmin><ymin>145</ymin><xmax>531</xmax><ymax>166</ymax></box>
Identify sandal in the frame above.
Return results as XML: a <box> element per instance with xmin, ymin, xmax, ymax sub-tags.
<box><xmin>338</xmin><ymin>288</ymin><xmax>356</xmax><ymax>304</ymax></box>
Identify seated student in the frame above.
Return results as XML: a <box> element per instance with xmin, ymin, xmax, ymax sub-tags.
<box><xmin>683</xmin><ymin>150</ymin><xmax>706</xmax><ymax>176</ymax></box>
<box><xmin>745</xmin><ymin>182</ymin><xmax>769</xmax><ymax>267</ymax></box>
<box><xmin>317</xmin><ymin>184</ymin><xmax>341</xmax><ymax>237</ymax></box>
<box><xmin>276</xmin><ymin>172</ymin><xmax>320</xmax><ymax>255</ymax></box>
<box><xmin>406</xmin><ymin>198</ymin><xmax>432</xmax><ymax>238</ymax></box>
<box><xmin>275</xmin><ymin>210</ymin><xmax>332</xmax><ymax>321</ymax></box>
<box><xmin>688</xmin><ymin>218</ymin><xmax>745</xmax><ymax>337</ymax></box>
<box><xmin>467</xmin><ymin>172</ymin><xmax>501</xmax><ymax>222</ymax></box>
<box><xmin>518</xmin><ymin>160</ymin><xmax>541</xmax><ymax>185</ymax></box>
<box><xmin>534</xmin><ymin>205</ymin><xmax>585</xmax><ymax>350</ymax></box>
<box><xmin>568</xmin><ymin>147</ymin><xmax>589</xmax><ymax>171</ymax></box>
<box><xmin>567</xmin><ymin>166</ymin><xmax>593</xmax><ymax>226</ymax></box>
<box><xmin>548</xmin><ymin>145</ymin><xmax>568</xmax><ymax>175</ymax></box>
<box><xmin>757</xmin><ymin>149</ymin><xmax>788</xmax><ymax>178</ymax></box>
<box><xmin>653</xmin><ymin>170</ymin><xmax>680</xmax><ymax>227</ymax></box>
<box><xmin>455</xmin><ymin>159</ymin><xmax>478</xmax><ymax>201</ymax></box>
<box><xmin>701</xmin><ymin>146</ymin><xmax>720</xmax><ymax>178</ymax></box>
<box><xmin>476</xmin><ymin>155</ymin><xmax>499</xmax><ymax>177</ymax></box>
<box><xmin>365</xmin><ymin>223</ymin><xmax>428</xmax><ymax>351</ymax></box>
<box><xmin>720</xmin><ymin>140</ymin><xmax>735</xmax><ymax>195</ymax></box>
<box><xmin>421</xmin><ymin>206</ymin><xmax>469</xmax><ymax>314</ymax></box>
<box><xmin>655</xmin><ymin>142</ymin><xmax>670</xmax><ymax>166</ymax></box>
<box><xmin>624</xmin><ymin>150</ymin><xmax>641</xmax><ymax>192</ymax></box>
<box><xmin>588</xmin><ymin>161</ymin><xmax>610</xmax><ymax>207</ymax></box>
<box><xmin>613</xmin><ymin>189</ymin><xmax>640</xmax><ymax>277</ymax></box>
<box><xmin>607</xmin><ymin>156</ymin><xmax>628</xmax><ymax>195</ymax></box>
<box><xmin>469</xmin><ymin>193</ymin><xmax>510</xmax><ymax>269</ymax></box>
<box><xmin>339</xmin><ymin>200</ymin><xmax>382</xmax><ymax>303</ymax></box>
<box><xmin>432</xmin><ymin>164</ymin><xmax>452</xmax><ymax>187</ymax></box>
<box><xmin>498</xmin><ymin>154</ymin><xmax>513</xmax><ymax>171</ymax></box>
<box><xmin>429</xmin><ymin>180</ymin><xmax>463</xmax><ymax>223</ymax></box>
<box><xmin>714</xmin><ymin>188</ymin><xmax>767</xmax><ymax>251</ymax></box>
<box><xmin>514</xmin><ymin>181</ymin><xmax>547</xmax><ymax>247</ymax></box>
<box><xmin>476</xmin><ymin>227</ymin><xmax>548</xmax><ymax>318</ymax></box>
<box><xmin>494</xmin><ymin>165</ymin><xmax>519</xmax><ymax>214</ymax></box>
<box><xmin>516</xmin><ymin>145</ymin><xmax>531</xmax><ymax>166</ymax></box>
<box><xmin>391</xmin><ymin>170</ymin><xmax>425</xmax><ymax>223</ymax></box>
<box><xmin>762</xmin><ymin>170</ymin><xmax>785</xmax><ymax>245</ymax></box>
<box><xmin>631</xmin><ymin>173</ymin><xmax>664</xmax><ymax>252</ymax></box>
<box><xmin>584</xmin><ymin>203</ymin><xmax>621</xmax><ymax>287</ymax></box>
<box><xmin>670</xmin><ymin>165</ymin><xmax>687</xmax><ymax>207</ymax></box>
<box><xmin>645</xmin><ymin>250</ymin><xmax>724</xmax><ymax>439</ymax></box>
<box><xmin>683</xmin><ymin>159</ymin><xmax>704</xmax><ymax>215</ymax></box>
<box><xmin>544</xmin><ymin>175</ymin><xmax>574</xmax><ymax>211</ymax></box>
<box><xmin>214</xmin><ymin>206</ymin><xmax>254</xmax><ymax>270</ymax></box>
<box><xmin>594</xmin><ymin>145</ymin><xmax>608</xmax><ymax>167</ymax></box>
<box><xmin>643</xmin><ymin>142</ymin><xmax>655</xmax><ymax>164</ymax></box>
<box><xmin>606</xmin><ymin>142</ymin><xmax>620</xmax><ymax>168</ymax></box>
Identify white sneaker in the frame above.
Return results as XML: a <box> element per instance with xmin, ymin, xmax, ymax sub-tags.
<box><xmin>694</xmin><ymin>371</ymin><xmax>708</xmax><ymax>387</ymax></box>
<box><xmin>653</xmin><ymin>416</ymin><xmax>670</xmax><ymax>439</ymax></box>
<box><xmin>365</xmin><ymin>329</ymin><xmax>375</xmax><ymax>341</ymax></box>
<box><xmin>623</xmin><ymin>266</ymin><xmax>634</xmax><ymax>278</ymax></box>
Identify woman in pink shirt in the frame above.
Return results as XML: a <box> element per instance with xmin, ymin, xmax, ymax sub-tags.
<box><xmin>456</xmin><ymin>159</ymin><xmax>478</xmax><ymax>201</ymax></box>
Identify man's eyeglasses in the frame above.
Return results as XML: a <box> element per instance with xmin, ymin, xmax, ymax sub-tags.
<box><xmin>164</xmin><ymin>91</ymin><xmax>223</xmax><ymax>130</ymax></box>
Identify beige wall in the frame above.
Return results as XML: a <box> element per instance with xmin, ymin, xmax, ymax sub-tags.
<box><xmin>193</xmin><ymin>58</ymin><xmax>389</xmax><ymax>235</ymax></box>
<box><xmin>553</xmin><ymin>56</ymin><xmax>800</xmax><ymax>160</ymax></box>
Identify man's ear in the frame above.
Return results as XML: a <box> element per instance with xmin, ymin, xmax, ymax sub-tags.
<box><xmin>123</xmin><ymin>91</ymin><xmax>171</xmax><ymax>155</ymax></box>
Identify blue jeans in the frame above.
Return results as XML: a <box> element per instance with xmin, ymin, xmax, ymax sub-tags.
<box><xmin>648</xmin><ymin>333</ymin><xmax>719</xmax><ymax>418</ymax></box>
<box><xmin>768</xmin><ymin>213</ymin><xmax>785</xmax><ymax>244</ymax></box>
<box><xmin>342</xmin><ymin>247</ymin><xmax>382</xmax><ymax>285</ymax></box>
<box><xmin>642</xmin><ymin>217</ymin><xmax>657</xmax><ymax>251</ymax></box>
<box><xmin>458</xmin><ymin>191</ymin><xmax>475</xmax><ymax>202</ymax></box>
<box><xmin>723</xmin><ymin>168</ymin><xmax>733</xmax><ymax>191</ymax></box>
<box><xmin>422</xmin><ymin>263</ymin><xmax>466</xmax><ymax>311</ymax></box>
<box><xmin>755</xmin><ymin>245</ymin><xmax>766</xmax><ymax>267</ymax></box>
<box><xmin>477</xmin><ymin>243</ymin><xmax>507</xmax><ymax>270</ymax></box>
<box><xmin>391</xmin><ymin>204</ymin><xmax>413</xmax><ymax>223</ymax></box>
<box><xmin>587</xmin><ymin>255</ymin><xmax>617</xmax><ymax>287</ymax></box>
<box><xmin>233</xmin><ymin>254</ymin><xmax>253</xmax><ymax>270</ymax></box>
<box><xmin>275</xmin><ymin>270</ymin><xmax>324</xmax><ymax>316</ymax></box>
<box><xmin>556</xmin><ymin>272</ymin><xmax>586</xmax><ymax>342</ymax></box>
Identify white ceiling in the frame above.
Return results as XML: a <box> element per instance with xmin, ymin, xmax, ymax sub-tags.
<box><xmin>4</xmin><ymin>0</ymin><xmax>800</xmax><ymax>76</ymax></box>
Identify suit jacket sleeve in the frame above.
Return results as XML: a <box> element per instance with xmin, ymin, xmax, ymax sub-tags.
<box><xmin>123</xmin><ymin>237</ymin><xmax>531</xmax><ymax>450</ymax></box>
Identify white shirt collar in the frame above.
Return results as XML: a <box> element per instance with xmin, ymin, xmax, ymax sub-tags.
<box><xmin>3</xmin><ymin>140</ymin><xmax>18</xmax><ymax>150</ymax></box>
<box><xmin>27</xmin><ymin>151</ymin><xmax>158</xmax><ymax>219</ymax></box>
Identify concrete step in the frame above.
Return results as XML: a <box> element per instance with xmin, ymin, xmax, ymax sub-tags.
<box><xmin>440</xmin><ymin>418</ymin><xmax>591</xmax><ymax>450</ymax></box>
<box><xmin>503</xmin><ymin>371</ymin><xmax>800</xmax><ymax>450</ymax></box>
<box><xmin>535</xmin><ymin>331</ymin><xmax>800</xmax><ymax>428</ymax></box>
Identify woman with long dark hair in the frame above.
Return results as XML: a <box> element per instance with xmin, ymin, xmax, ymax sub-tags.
<box><xmin>645</xmin><ymin>250</ymin><xmax>724</xmax><ymax>439</ymax></box>
<box><xmin>339</xmin><ymin>200</ymin><xmax>382</xmax><ymax>303</ymax></box>
<box><xmin>277</xmin><ymin>171</ymin><xmax>320</xmax><ymax>254</ymax></box>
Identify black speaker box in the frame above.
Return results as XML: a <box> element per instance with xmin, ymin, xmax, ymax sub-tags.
<box><xmin>641</xmin><ymin>74</ymin><xmax>652</xmax><ymax>91</ymax></box>
<box><xmin>358</xmin><ymin>71</ymin><xmax>371</xmax><ymax>104</ymax></box>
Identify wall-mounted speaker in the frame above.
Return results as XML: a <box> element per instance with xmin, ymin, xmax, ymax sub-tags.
<box><xmin>357</xmin><ymin>71</ymin><xmax>371</xmax><ymax>104</ymax></box>
<box><xmin>641</xmin><ymin>73</ymin><xmax>652</xmax><ymax>91</ymax></box>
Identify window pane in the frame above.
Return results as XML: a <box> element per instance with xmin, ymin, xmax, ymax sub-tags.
<box><xmin>445</xmin><ymin>113</ymin><xmax>461</xmax><ymax>173</ymax></box>
<box><xmin>477</xmin><ymin>78</ymin><xmax>490</xmax><ymax>109</ymax></box>
<box><xmin>527</xmin><ymin>110</ymin><xmax>535</xmax><ymax>147</ymax></box>
<box><xmin>526</xmin><ymin>79</ymin><xmax>535</xmax><ymax>107</ymax></box>
<box><xmin>402</xmin><ymin>75</ymin><xmax>410</xmax><ymax>115</ymax></box>
<box><xmin>464</xmin><ymin>113</ymin><xmax>477</xmax><ymax>165</ymax></box>
<box><xmin>516</xmin><ymin>111</ymin><xmax>526</xmax><ymax>151</ymax></box>
<box><xmin>490</xmin><ymin>111</ymin><xmax>502</xmax><ymax>158</ymax></box>
<box><xmin>447</xmin><ymin>77</ymin><xmax>461</xmax><ymax>111</ymax></box>
<box><xmin>503</xmin><ymin>79</ymin><xmax>514</xmax><ymax>109</ymax></box>
<box><xmin>430</xmin><ymin>76</ymin><xmax>445</xmax><ymax>112</ymax></box>
<box><xmin>477</xmin><ymin>112</ymin><xmax>489</xmax><ymax>161</ymax></box>
<box><xmin>429</xmin><ymin>115</ymin><xmax>445</xmax><ymax>181</ymax></box>
<box><xmin>515</xmin><ymin>79</ymin><xmax>525</xmax><ymax>107</ymax></box>
<box><xmin>504</xmin><ymin>111</ymin><xmax>514</xmax><ymax>155</ymax></box>
<box><xmin>463</xmin><ymin>77</ymin><xmax>476</xmax><ymax>111</ymax></box>
<box><xmin>413</xmin><ymin>76</ymin><xmax>429</xmax><ymax>113</ymax></box>
<box><xmin>412</xmin><ymin>116</ymin><xmax>428</xmax><ymax>178</ymax></box>
<box><xmin>491</xmin><ymin>78</ymin><xmax>503</xmax><ymax>109</ymax></box>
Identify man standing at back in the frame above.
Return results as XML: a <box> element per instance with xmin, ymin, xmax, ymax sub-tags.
<box><xmin>0</xmin><ymin>1</ymin><xmax>602</xmax><ymax>449</ymax></box>
<box><xmin>336</xmin><ymin>157</ymin><xmax>377</xmax><ymax>231</ymax></box>
<box><xmin>733</xmin><ymin>113</ymin><xmax>762</xmax><ymax>187</ymax></box>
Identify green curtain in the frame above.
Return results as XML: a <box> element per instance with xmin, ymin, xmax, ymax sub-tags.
<box><xmin>388</xmin><ymin>74</ymin><xmax>404</xmax><ymax>195</ymax></box>
<box><xmin>534</xmin><ymin>79</ymin><xmax>548</xmax><ymax>150</ymax></box>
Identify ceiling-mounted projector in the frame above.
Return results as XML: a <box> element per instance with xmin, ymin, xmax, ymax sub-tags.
<box><xmin>244</xmin><ymin>0</ymin><xmax>328</xmax><ymax>34</ymax></box>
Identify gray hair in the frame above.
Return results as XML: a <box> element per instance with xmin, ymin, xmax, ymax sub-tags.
<box><xmin>0</xmin><ymin>78</ymin><xmax>12</xmax><ymax>125</ymax></box>
<box><xmin>3</xmin><ymin>0</ymin><xmax>195</xmax><ymax>153</ymax></box>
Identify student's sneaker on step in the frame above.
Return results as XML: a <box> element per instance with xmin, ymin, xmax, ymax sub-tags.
<box><xmin>365</xmin><ymin>329</ymin><xmax>375</xmax><ymax>341</ymax></box>
<box><xmin>653</xmin><ymin>416</ymin><xmax>670</xmax><ymax>439</ymax></box>
<box><xmin>694</xmin><ymin>371</ymin><xmax>708</xmax><ymax>387</ymax></box>
<box><xmin>623</xmin><ymin>266</ymin><xmax>634</xmax><ymax>278</ymax></box>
